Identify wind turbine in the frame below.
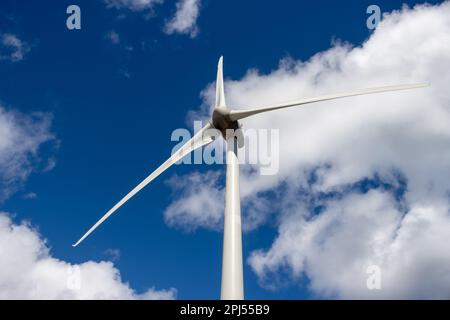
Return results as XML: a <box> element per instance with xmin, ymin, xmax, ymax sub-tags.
<box><xmin>73</xmin><ymin>57</ymin><xmax>428</xmax><ymax>300</ymax></box>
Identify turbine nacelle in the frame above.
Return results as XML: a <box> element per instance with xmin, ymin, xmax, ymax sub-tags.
<box><xmin>212</xmin><ymin>106</ymin><xmax>235</xmax><ymax>132</ymax></box>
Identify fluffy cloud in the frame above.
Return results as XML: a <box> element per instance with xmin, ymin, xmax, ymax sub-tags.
<box><xmin>250</xmin><ymin>190</ymin><xmax>450</xmax><ymax>299</ymax></box>
<box><xmin>168</xmin><ymin>2</ymin><xmax>450</xmax><ymax>298</ymax></box>
<box><xmin>0</xmin><ymin>213</ymin><xmax>176</xmax><ymax>299</ymax></box>
<box><xmin>164</xmin><ymin>0</ymin><xmax>201</xmax><ymax>37</ymax></box>
<box><xmin>103</xmin><ymin>0</ymin><xmax>201</xmax><ymax>37</ymax></box>
<box><xmin>0</xmin><ymin>34</ymin><xmax>30</xmax><ymax>62</ymax></box>
<box><xmin>164</xmin><ymin>170</ymin><xmax>273</xmax><ymax>232</ymax></box>
<box><xmin>0</xmin><ymin>106</ymin><xmax>54</xmax><ymax>201</ymax></box>
<box><xmin>103</xmin><ymin>0</ymin><xmax>162</xmax><ymax>11</ymax></box>
<box><xmin>164</xmin><ymin>171</ymin><xmax>223</xmax><ymax>231</ymax></box>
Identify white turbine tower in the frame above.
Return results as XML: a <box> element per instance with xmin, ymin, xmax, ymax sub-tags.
<box><xmin>73</xmin><ymin>57</ymin><xmax>428</xmax><ymax>300</ymax></box>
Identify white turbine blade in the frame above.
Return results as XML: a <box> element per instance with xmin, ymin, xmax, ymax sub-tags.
<box><xmin>73</xmin><ymin>123</ymin><xmax>215</xmax><ymax>247</ymax></box>
<box><xmin>229</xmin><ymin>83</ymin><xmax>429</xmax><ymax>121</ymax></box>
<box><xmin>215</xmin><ymin>56</ymin><xmax>226</xmax><ymax>108</ymax></box>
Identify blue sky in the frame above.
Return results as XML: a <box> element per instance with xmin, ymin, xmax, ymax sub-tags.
<box><xmin>0</xmin><ymin>0</ymin><xmax>447</xmax><ymax>299</ymax></box>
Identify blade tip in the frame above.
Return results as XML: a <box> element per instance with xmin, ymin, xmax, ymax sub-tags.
<box><xmin>72</xmin><ymin>240</ymin><xmax>81</xmax><ymax>247</ymax></box>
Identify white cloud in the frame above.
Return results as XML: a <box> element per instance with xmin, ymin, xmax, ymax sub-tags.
<box><xmin>103</xmin><ymin>0</ymin><xmax>201</xmax><ymax>38</ymax></box>
<box><xmin>164</xmin><ymin>0</ymin><xmax>201</xmax><ymax>37</ymax></box>
<box><xmin>0</xmin><ymin>106</ymin><xmax>55</xmax><ymax>201</ymax></box>
<box><xmin>164</xmin><ymin>171</ymin><xmax>223</xmax><ymax>231</ymax></box>
<box><xmin>0</xmin><ymin>212</ymin><xmax>176</xmax><ymax>299</ymax></box>
<box><xmin>169</xmin><ymin>2</ymin><xmax>450</xmax><ymax>298</ymax></box>
<box><xmin>106</xmin><ymin>30</ymin><xmax>121</xmax><ymax>44</ymax></box>
<box><xmin>0</xmin><ymin>33</ymin><xmax>30</xmax><ymax>62</ymax></box>
<box><xmin>249</xmin><ymin>190</ymin><xmax>450</xmax><ymax>298</ymax></box>
<box><xmin>104</xmin><ymin>0</ymin><xmax>163</xmax><ymax>11</ymax></box>
<box><xmin>164</xmin><ymin>170</ymin><xmax>273</xmax><ymax>232</ymax></box>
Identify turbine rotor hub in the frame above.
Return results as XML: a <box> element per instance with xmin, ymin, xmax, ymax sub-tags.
<box><xmin>212</xmin><ymin>107</ymin><xmax>240</xmax><ymax>136</ymax></box>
